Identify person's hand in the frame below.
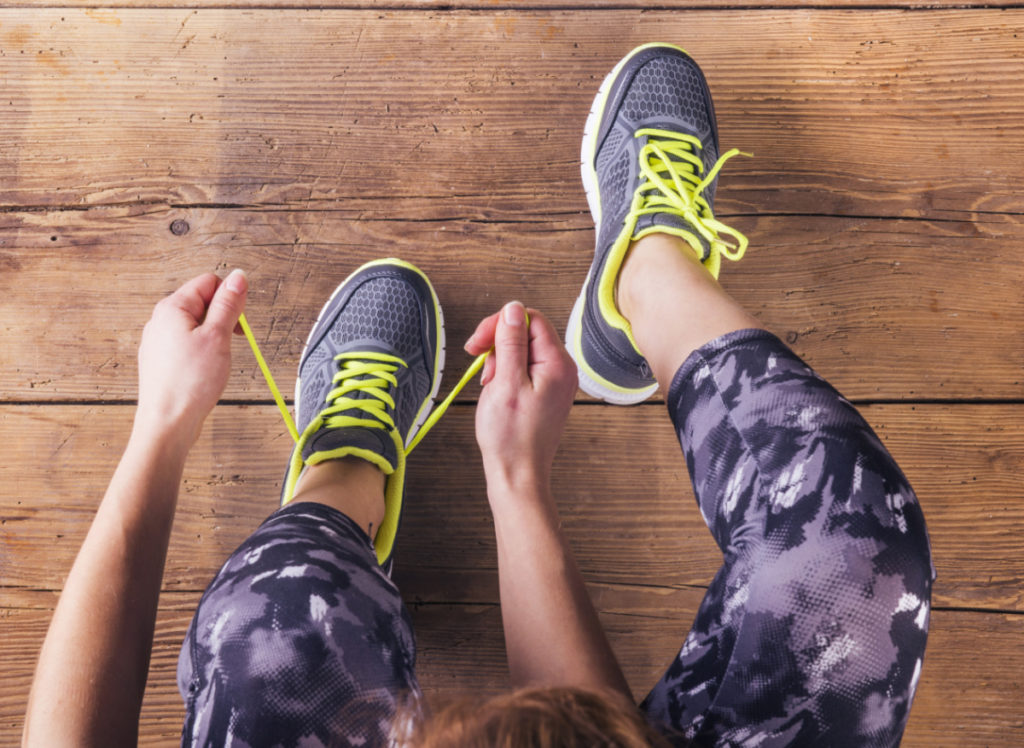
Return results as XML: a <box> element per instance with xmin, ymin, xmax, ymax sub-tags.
<box><xmin>135</xmin><ymin>270</ymin><xmax>248</xmax><ymax>447</ymax></box>
<box><xmin>465</xmin><ymin>302</ymin><xmax>578</xmax><ymax>497</ymax></box>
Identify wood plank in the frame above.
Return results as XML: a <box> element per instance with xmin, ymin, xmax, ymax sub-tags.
<box><xmin>2</xmin><ymin>403</ymin><xmax>1021</xmax><ymax>610</ymax></box>
<box><xmin>1</xmin><ymin>590</ymin><xmax>1020</xmax><ymax>746</ymax></box>
<box><xmin>0</xmin><ymin>590</ymin><xmax>200</xmax><ymax>747</ymax></box>
<box><xmin>7</xmin><ymin>0</ymin><xmax>1021</xmax><ymax>9</ymax></box>
<box><xmin>2</xmin><ymin>209</ymin><xmax>1023</xmax><ymax>402</ymax></box>
<box><xmin>1</xmin><ymin>10</ymin><xmax>1022</xmax><ymax>219</ymax></box>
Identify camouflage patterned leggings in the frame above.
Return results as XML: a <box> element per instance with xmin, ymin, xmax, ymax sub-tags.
<box><xmin>177</xmin><ymin>504</ymin><xmax>420</xmax><ymax>746</ymax></box>
<box><xmin>641</xmin><ymin>329</ymin><xmax>934</xmax><ymax>746</ymax></box>
<box><xmin>178</xmin><ymin>329</ymin><xmax>933</xmax><ymax>747</ymax></box>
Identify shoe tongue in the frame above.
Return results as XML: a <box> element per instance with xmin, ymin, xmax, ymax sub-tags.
<box><xmin>634</xmin><ymin>128</ymin><xmax>712</xmax><ymax>262</ymax></box>
<box><xmin>302</xmin><ymin>425</ymin><xmax>398</xmax><ymax>471</ymax></box>
<box><xmin>634</xmin><ymin>213</ymin><xmax>712</xmax><ymax>262</ymax></box>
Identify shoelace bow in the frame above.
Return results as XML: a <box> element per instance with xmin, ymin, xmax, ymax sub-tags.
<box><xmin>632</xmin><ymin>127</ymin><xmax>750</xmax><ymax>262</ymax></box>
<box><xmin>238</xmin><ymin>314</ymin><xmax>489</xmax><ymax>459</ymax></box>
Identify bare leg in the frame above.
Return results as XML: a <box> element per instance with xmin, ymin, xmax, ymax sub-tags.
<box><xmin>618</xmin><ymin>233</ymin><xmax>763</xmax><ymax>387</ymax></box>
<box><xmin>291</xmin><ymin>458</ymin><xmax>386</xmax><ymax>539</ymax></box>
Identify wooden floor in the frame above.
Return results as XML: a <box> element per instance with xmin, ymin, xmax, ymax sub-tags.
<box><xmin>2</xmin><ymin>2</ymin><xmax>1023</xmax><ymax>744</ymax></box>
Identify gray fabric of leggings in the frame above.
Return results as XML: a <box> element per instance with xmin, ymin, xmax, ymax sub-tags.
<box><xmin>178</xmin><ymin>329</ymin><xmax>933</xmax><ymax>747</ymax></box>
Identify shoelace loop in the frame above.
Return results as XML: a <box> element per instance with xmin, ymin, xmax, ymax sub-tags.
<box><xmin>632</xmin><ymin>128</ymin><xmax>751</xmax><ymax>262</ymax></box>
<box><xmin>318</xmin><ymin>353</ymin><xmax>403</xmax><ymax>435</ymax></box>
<box><xmin>278</xmin><ymin>351</ymin><xmax>409</xmax><ymax>489</ymax></box>
<box><xmin>238</xmin><ymin>313</ymin><xmax>489</xmax><ymax>459</ymax></box>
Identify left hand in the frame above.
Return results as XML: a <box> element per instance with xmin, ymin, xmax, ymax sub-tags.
<box><xmin>135</xmin><ymin>270</ymin><xmax>248</xmax><ymax>446</ymax></box>
<box><xmin>465</xmin><ymin>302</ymin><xmax>578</xmax><ymax>495</ymax></box>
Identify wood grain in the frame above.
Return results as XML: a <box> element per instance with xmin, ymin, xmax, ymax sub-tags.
<box><xmin>1</xmin><ymin>10</ymin><xmax>1022</xmax><ymax>219</ymax></box>
<box><xmin>7</xmin><ymin>0</ymin><xmax>1022</xmax><ymax>9</ymax></box>
<box><xmin>1</xmin><ymin>589</ymin><xmax>1020</xmax><ymax>746</ymax></box>
<box><xmin>2</xmin><ymin>403</ymin><xmax>1021</xmax><ymax>610</ymax></box>
<box><xmin>2</xmin><ymin>209</ymin><xmax>1023</xmax><ymax>402</ymax></box>
<box><xmin>3</xmin><ymin>3</ymin><xmax>1022</xmax><ymax>746</ymax></box>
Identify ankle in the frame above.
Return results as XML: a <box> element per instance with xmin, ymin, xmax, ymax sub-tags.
<box><xmin>292</xmin><ymin>457</ymin><xmax>386</xmax><ymax>537</ymax></box>
<box><xmin>618</xmin><ymin>233</ymin><xmax>705</xmax><ymax>324</ymax></box>
<box><xmin>615</xmin><ymin>232</ymin><xmax>763</xmax><ymax>386</ymax></box>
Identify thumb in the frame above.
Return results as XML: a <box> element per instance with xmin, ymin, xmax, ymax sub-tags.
<box><xmin>204</xmin><ymin>269</ymin><xmax>248</xmax><ymax>334</ymax></box>
<box><xmin>492</xmin><ymin>300</ymin><xmax>529</xmax><ymax>386</ymax></box>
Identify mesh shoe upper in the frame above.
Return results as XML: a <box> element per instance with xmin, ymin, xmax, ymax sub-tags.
<box><xmin>595</xmin><ymin>51</ymin><xmax>720</xmax><ymax>248</ymax></box>
<box><xmin>296</xmin><ymin>272</ymin><xmax>436</xmax><ymax>466</ymax></box>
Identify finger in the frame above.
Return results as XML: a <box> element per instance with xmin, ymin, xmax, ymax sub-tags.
<box><xmin>480</xmin><ymin>354</ymin><xmax>497</xmax><ymax>387</ymax></box>
<box><xmin>492</xmin><ymin>300</ymin><xmax>529</xmax><ymax>386</ymax></box>
<box><xmin>465</xmin><ymin>311</ymin><xmax>500</xmax><ymax>355</ymax></box>
<box><xmin>203</xmin><ymin>269</ymin><xmax>248</xmax><ymax>335</ymax></box>
<box><xmin>526</xmin><ymin>308</ymin><xmax>580</xmax><ymax>388</ymax></box>
<box><xmin>524</xmin><ymin>309</ymin><xmax>564</xmax><ymax>363</ymax></box>
<box><xmin>163</xmin><ymin>273</ymin><xmax>220</xmax><ymax>326</ymax></box>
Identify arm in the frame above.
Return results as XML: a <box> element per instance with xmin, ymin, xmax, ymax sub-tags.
<box><xmin>23</xmin><ymin>270</ymin><xmax>248</xmax><ymax>747</ymax></box>
<box><xmin>465</xmin><ymin>302</ymin><xmax>632</xmax><ymax>700</ymax></box>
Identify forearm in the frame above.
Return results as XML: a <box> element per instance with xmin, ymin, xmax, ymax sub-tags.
<box><xmin>24</xmin><ymin>423</ymin><xmax>190</xmax><ymax>747</ymax></box>
<box><xmin>488</xmin><ymin>475</ymin><xmax>631</xmax><ymax>700</ymax></box>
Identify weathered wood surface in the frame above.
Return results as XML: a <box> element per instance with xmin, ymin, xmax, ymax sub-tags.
<box><xmin>2</xmin><ymin>209</ymin><xmax>1023</xmax><ymax>402</ymax></box>
<box><xmin>2</xmin><ymin>403</ymin><xmax>1021</xmax><ymax>610</ymax></box>
<box><xmin>2</xmin><ymin>589</ymin><xmax>1020</xmax><ymax>746</ymax></box>
<box><xmin>1</xmin><ymin>10</ymin><xmax>1022</xmax><ymax>220</ymax></box>
<box><xmin>3</xmin><ymin>3</ymin><xmax>1022</xmax><ymax>746</ymax></box>
<box><xmin>7</xmin><ymin>0</ymin><xmax>1021</xmax><ymax>9</ymax></box>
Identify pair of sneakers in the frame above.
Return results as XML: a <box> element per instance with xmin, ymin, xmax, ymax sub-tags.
<box><xmin>279</xmin><ymin>44</ymin><xmax>748</xmax><ymax>570</ymax></box>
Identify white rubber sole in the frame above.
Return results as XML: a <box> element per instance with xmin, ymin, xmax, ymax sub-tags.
<box><xmin>565</xmin><ymin>291</ymin><xmax>655</xmax><ymax>405</ymax></box>
<box><xmin>293</xmin><ymin>258</ymin><xmax>446</xmax><ymax>448</ymax></box>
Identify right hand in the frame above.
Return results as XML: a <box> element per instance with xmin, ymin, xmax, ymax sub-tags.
<box><xmin>465</xmin><ymin>302</ymin><xmax>578</xmax><ymax>494</ymax></box>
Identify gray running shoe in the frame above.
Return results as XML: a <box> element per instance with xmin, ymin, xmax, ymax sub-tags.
<box><xmin>566</xmin><ymin>43</ymin><xmax>749</xmax><ymax>404</ymax></box>
<box><xmin>281</xmin><ymin>258</ymin><xmax>444</xmax><ymax>571</ymax></box>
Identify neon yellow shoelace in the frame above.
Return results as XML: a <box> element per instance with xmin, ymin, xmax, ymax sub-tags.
<box><xmin>315</xmin><ymin>352</ymin><xmax>404</xmax><ymax>435</ymax></box>
<box><xmin>631</xmin><ymin>127</ymin><xmax>750</xmax><ymax>263</ymax></box>
<box><xmin>237</xmin><ymin>313</ymin><xmax>488</xmax><ymax>462</ymax></box>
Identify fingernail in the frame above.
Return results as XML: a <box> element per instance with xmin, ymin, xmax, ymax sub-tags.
<box><xmin>503</xmin><ymin>300</ymin><xmax>525</xmax><ymax>327</ymax></box>
<box><xmin>226</xmin><ymin>268</ymin><xmax>247</xmax><ymax>293</ymax></box>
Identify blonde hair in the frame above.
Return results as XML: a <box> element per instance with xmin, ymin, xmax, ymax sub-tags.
<box><xmin>401</xmin><ymin>686</ymin><xmax>681</xmax><ymax>747</ymax></box>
